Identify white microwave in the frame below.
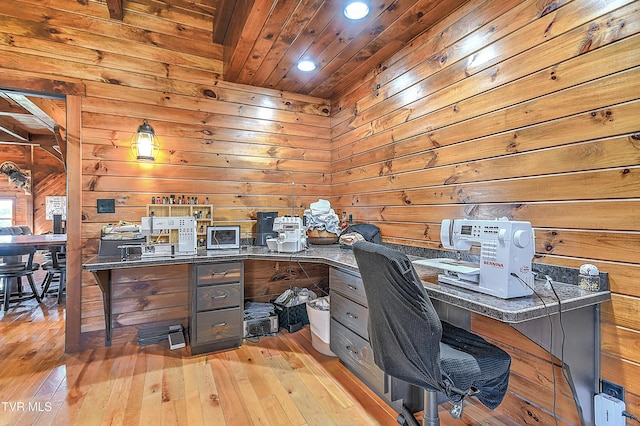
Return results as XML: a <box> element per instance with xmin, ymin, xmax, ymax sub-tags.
<box><xmin>206</xmin><ymin>226</ymin><xmax>240</xmax><ymax>249</ymax></box>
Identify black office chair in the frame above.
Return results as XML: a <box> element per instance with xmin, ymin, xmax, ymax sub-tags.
<box><xmin>0</xmin><ymin>245</ymin><xmax>42</xmax><ymax>311</ymax></box>
<box><xmin>352</xmin><ymin>241</ymin><xmax>511</xmax><ymax>426</ymax></box>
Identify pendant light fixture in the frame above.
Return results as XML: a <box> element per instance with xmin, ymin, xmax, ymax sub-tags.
<box><xmin>131</xmin><ymin>119</ymin><xmax>159</xmax><ymax>161</ymax></box>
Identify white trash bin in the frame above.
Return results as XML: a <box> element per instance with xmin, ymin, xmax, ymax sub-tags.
<box><xmin>306</xmin><ymin>296</ymin><xmax>336</xmax><ymax>357</ymax></box>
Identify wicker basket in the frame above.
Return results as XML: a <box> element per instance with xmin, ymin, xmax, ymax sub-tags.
<box><xmin>306</xmin><ymin>229</ymin><xmax>339</xmax><ymax>245</ymax></box>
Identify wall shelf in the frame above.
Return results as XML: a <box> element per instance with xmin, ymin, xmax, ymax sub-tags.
<box><xmin>146</xmin><ymin>204</ymin><xmax>213</xmax><ymax>247</ymax></box>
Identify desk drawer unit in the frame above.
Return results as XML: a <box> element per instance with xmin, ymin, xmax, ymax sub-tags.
<box><xmin>195</xmin><ymin>307</ymin><xmax>242</xmax><ymax>344</ymax></box>
<box><xmin>190</xmin><ymin>261</ymin><xmax>243</xmax><ymax>354</ymax></box>
<box><xmin>329</xmin><ymin>267</ymin><xmax>367</xmax><ymax>307</ymax></box>
<box><xmin>330</xmin><ymin>267</ymin><xmax>422</xmax><ymax>413</ymax></box>
<box><xmin>196</xmin><ymin>283</ymin><xmax>242</xmax><ymax>311</ymax></box>
<box><xmin>330</xmin><ymin>290</ymin><xmax>369</xmax><ymax>340</ymax></box>
<box><xmin>331</xmin><ymin>318</ymin><xmax>385</xmax><ymax>395</ymax></box>
<box><xmin>196</xmin><ymin>262</ymin><xmax>242</xmax><ymax>286</ymax></box>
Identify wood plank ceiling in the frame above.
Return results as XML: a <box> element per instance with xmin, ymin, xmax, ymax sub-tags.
<box><xmin>216</xmin><ymin>0</ymin><xmax>468</xmax><ymax>99</ymax></box>
<box><xmin>105</xmin><ymin>0</ymin><xmax>468</xmax><ymax>100</ymax></box>
<box><xmin>0</xmin><ymin>92</ymin><xmax>67</xmax><ymax>164</ymax></box>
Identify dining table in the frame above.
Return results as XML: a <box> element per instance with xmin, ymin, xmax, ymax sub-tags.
<box><xmin>0</xmin><ymin>234</ymin><xmax>67</xmax><ymax>309</ymax></box>
<box><xmin>0</xmin><ymin>233</ymin><xmax>67</xmax><ymax>248</ymax></box>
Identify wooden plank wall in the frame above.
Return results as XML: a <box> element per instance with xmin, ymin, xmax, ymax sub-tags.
<box><xmin>101</xmin><ymin>264</ymin><xmax>190</xmax><ymax>347</ymax></box>
<box><xmin>3</xmin><ymin>0</ymin><xmax>640</xmax><ymax>423</ymax></box>
<box><xmin>0</xmin><ymin>144</ymin><xmax>65</xmax><ymax>232</ymax></box>
<box><xmin>330</xmin><ymin>0</ymin><xmax>640</xmax><ymax>423</ymax></box>
<box><xmin>32</xmin><ymin>148</ymin><xmax>67</xmax><ymax>234</ymax></box>
<box><xmin>0</xmin><ymin>1</ymin><xmax>332</xmax><ymax>348</ymax></box>
<box><xmin>0</xmin><ymin>145</ymin><xmax>30</xmax><ymax>227</ymax></box>
<box><xmin>244</xmin><ymin>260</ymin><xmax>329</xmax><ymax>303</ymax></box>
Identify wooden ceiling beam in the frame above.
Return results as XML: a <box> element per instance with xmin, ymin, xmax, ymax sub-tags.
<box><xmin>54</xmin><ymin>125</ymin><xmax>67</xmax><ymax>170</ymax></box>
<box><xmin>106</xmin><ymin>0</ymin><xmax>124</xmax><ymax>20</ymax></box>
<box><xmin>213</xmin><ymin>0</ymin><xmax>257</xmax><ymax>78</ymax></box>
<box><xmin>0</xmin><ymin>140</ymin><xmax>38</xmax><ymax>146</ymax></box>
<box><xmin>25</xmin><ymin>96</ymin><xmax>66</xmax><ymax>129</ymax></box>
<box><xmin>212</xmin><ymin>0</ymin><xmax>237</xmax><ymax>44</ymax></box>
<box><xmin>35</xmin><ymin>131</ymin><xmax>65</xmax><ymax>165</ymax></box>
<box><xmin>0</xmin><ymin>117</ymin><xmax>30</xmax><ymax>141</ymax></box>
<box><xmin>5</xmin><ymin>93</ymin><xmax>57</xmax><ymax>132</ymax></box>
<box><xmin>0</xmin><ymin>96</ymin><xmax>30</xmax><ymax>115</ymax></box>
<box><xmin>29</xmin><ymin>134</ymin><xmax>57</xmax><ymax>147</ymax></box>
<box><xmin>26</xmin><ymin>130</ymin><xmax>66</xmax><ymax>166</ymax></box>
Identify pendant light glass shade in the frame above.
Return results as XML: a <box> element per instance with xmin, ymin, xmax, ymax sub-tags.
<box><xmin>131</xmin><ymin>120</ymin><xmax>159</xmax><ymax>161</ymax></box>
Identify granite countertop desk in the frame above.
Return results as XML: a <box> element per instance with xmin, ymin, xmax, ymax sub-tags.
<box><xmin>83</xmin><ymin>244</ymin><xmax>609</xmax><ymax>425</ymax></box>
<box><xmin>83</xmin><ymin>244</ymin><xmax>610</xmax><ymax>326</ymax></box>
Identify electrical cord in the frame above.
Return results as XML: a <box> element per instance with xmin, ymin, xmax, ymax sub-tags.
<box><xmin>295</xmin><ymin>257</ymin><xmax>329</xmax><ymax>297</ymax></box>
<box><xmin>284</xmin><ymin>251</ymin><xmax>329</xmax><ymax>298</ymax></box>
<box><xmin>624</xmin><ymin>411</ymin><xmax>640</xmax><ymax>423</ymax></box>
<box><xmin>512</xmin><ymin>272</ymin><xmax>559</xmax><ymax>426</ymax></box>
<box><xmin>544</xmin><ymin>274</ymin><xmax>585</xmax><ymax>426</ymax></box>
<box><xmin>514</xmin><ymin>271</ymin><xmax>587</xmax><ymax>426</ymax></box>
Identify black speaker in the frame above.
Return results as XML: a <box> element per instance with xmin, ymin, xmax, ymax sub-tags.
<box><xmin>255</xmin><ymin>211</ymin><xmax>278</xmax><ymax>245</ymax></box>
<box><xmin>53</xmin><ymin>214</ymin><xmax>63</xmax><ymax>234</ymax></box>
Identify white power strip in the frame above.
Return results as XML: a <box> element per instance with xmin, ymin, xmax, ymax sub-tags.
<box><xmin>595</xmin><ymin>393</ymin><xmax>625</xmax><ymax>426</ymax></box>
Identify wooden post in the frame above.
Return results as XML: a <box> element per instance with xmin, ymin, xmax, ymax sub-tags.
<box><xmin>64</xmin><ymin>95</ymin><xmax>82</xmax><ymax>352</ymax></box>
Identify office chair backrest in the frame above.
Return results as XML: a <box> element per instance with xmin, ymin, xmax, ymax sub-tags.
<box><xmin>352</xmin><ymin>241</ymin><xmax>445</xmax><ymax>394</ymax></box>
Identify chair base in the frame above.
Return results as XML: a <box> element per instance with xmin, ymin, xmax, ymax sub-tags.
<box><xmin>396</xmin><ymin>389</ymin><xmax>465</xmax><ymax>426</ymax></box>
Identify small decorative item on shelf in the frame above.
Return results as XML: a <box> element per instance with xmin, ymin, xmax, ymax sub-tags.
<box><xmin>578</xmin><ymin>264</ymin><xmax>600</xmax><ymax>291</ymax></box>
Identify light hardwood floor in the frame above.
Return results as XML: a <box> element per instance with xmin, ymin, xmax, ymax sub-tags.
<box><xmin>0</xmin><ymin>296</ymin><xmax>516</xmax><ymax>426</ymax></box>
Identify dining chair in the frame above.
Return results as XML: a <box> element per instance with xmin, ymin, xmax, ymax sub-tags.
<box><xmin>40</xmin><ymin>247</ymin><xmax>66</xmax><ymax>304</ymax></box>
<box><xmin>0</xmin><ymin>245</ymin><xmax>42</xmax><ymax>311</ymax></box>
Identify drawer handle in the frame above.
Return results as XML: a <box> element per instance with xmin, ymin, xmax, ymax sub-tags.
<box><xmin>211</xmin><ymin>321</ymin><xmax>228</xmax><ymax>327</ymax></box>
<box><xmin>212</xmin><ymin>293</ymin><xmax>229</xmax><ymax>299</ymax></box>
<box><xmin>346</xmin><ymin>284</ymin><xmax>358</xmax><ymax>291</ymax></box>
<box><xmin>211</xmin><ymin>271</ymin><xmax>228</xmax><ymax>276</ymax></box>
<box><xmin>346</xmin><ymin>345</ymin><xmax>358</xmax><ymax>355</ymax></box>
<box><xmin>346</xmin><ymin>312</ymin><xmax>358</xmax><ymax>319</ymax></box>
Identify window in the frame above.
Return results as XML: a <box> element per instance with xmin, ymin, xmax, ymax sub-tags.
<box><xmin>0</xmin><ymin>198</ymin><xmax>14</xmax><ymax>227</ymax></box>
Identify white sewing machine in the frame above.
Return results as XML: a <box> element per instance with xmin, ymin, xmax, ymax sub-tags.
<box><xmin>414</xmin><ymin>218</ymin><xmax>535</xmax><ymax>299</ymax></box>
<box><xmin>140</xmin><ymin>216</ymin><xmax>197</xmax><ymax>257</ymax></box>
<box><xmin>266</xmin><ymin>216</ymin><xmax>307</xmax><ymax>253</ymax></box>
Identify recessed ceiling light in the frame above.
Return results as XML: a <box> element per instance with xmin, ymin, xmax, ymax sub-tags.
<box><xmin>344</xmin><ymin>1</ymin><xmax>369</xmax><ymax>20</ymax></box>
<box><xmin>297</xmin><ymin>60</ymin><xmax>317</xmax><ymax>72</ymax></box>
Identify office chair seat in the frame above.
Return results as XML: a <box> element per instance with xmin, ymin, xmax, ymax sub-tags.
<box><xmin>352</xmin><ymin>241</ymin><xmax>511</xmax><ymax>426</ymax></box>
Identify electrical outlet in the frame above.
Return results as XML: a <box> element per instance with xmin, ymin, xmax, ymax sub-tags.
<box><xmin>601</xmin><ymin>380</ymin><xmax>625</xmax><ymax>402</ymax></box>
